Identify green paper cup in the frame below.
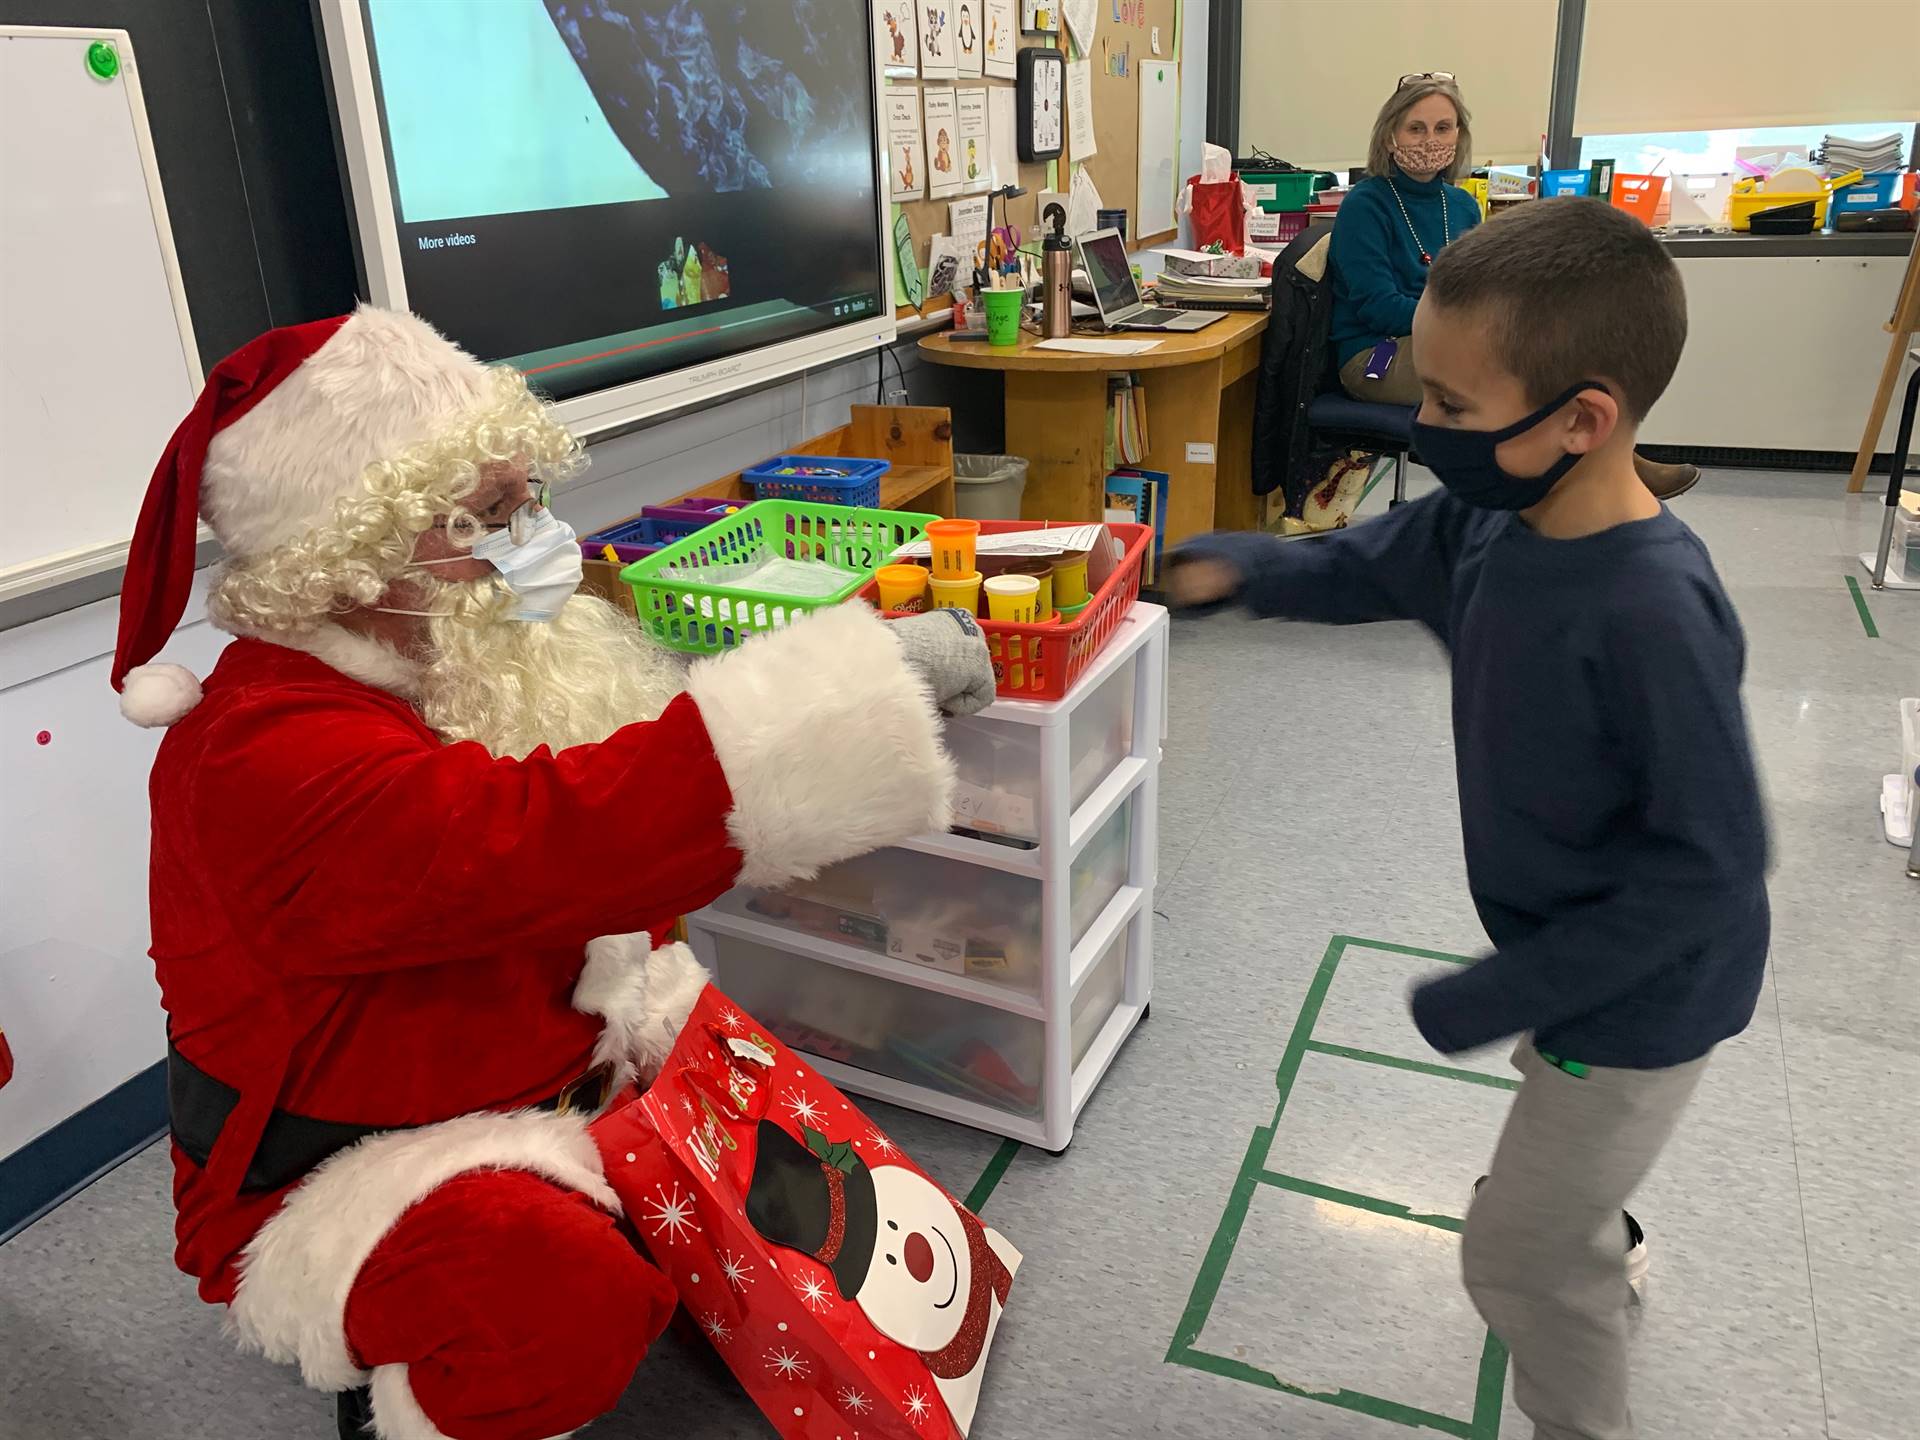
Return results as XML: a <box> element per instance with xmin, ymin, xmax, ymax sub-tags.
<box><xmin>983</xmin><ymin>288</ymin><xmax>1024</xmax><ymax>347</ymax></box>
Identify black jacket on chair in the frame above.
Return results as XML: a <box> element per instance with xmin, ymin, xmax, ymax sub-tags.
<box><xmin>1251</xmin><ymin>220</ymin><xmax>1340</xmax><ymax>517</ymax></box>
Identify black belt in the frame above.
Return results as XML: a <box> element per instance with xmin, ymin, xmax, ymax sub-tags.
<box><xmin>167</xmin><ymin>1043</ymin><xmax>614</xmax><ymax>1194</ymax></box>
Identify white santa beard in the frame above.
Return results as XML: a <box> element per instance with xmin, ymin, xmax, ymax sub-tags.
<box><xmin>413</xmin><ymin>576</ymin><xmax>687</xmax><ymax>758</ymax></box>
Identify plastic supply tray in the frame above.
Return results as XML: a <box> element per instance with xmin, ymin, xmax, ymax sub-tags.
<box><xmin>743</xmin><ymin>455</ymin><xmax>891</xmax><ymax>508</ymax></box>
<box><xmin>1830</xmin><ymin>173</ymin><xmax>1902</xmax><ymax>217</ymax></box>
<box><xmin>622</xmin><ymin>500</ymin><xmax>936</xmax><ymax>654</ymax></box>
<box><xmin>1540</xmin><ymin>168</ymin><xmax>1590</xmax><ymax>197</ymax></box>
<box><xmin>859</xmin><ymin>521</ymin><xmax>1150</xmax><ymax>701</ymax></box>
<box><xmin>1238</xmin><ymin>170</ymin><xmax>1317</xmax><ymax>213</ymax></box>
<box><xmin>1730</xmin><ymin>178</ymin><xmax>1832</xmax><ymax>231</ymax></box>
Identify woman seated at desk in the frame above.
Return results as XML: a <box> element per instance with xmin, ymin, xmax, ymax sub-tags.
<box><xmin>1327</xmin><ymin>73</ymin><xmax>1697</xmax><ymax>503</ymax></box>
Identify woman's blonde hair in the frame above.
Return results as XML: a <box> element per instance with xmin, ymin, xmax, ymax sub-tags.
<box><xmin>208</xmin><ymin>366</ymin><xmax>584</xmax><ymax>636</ymax></box>
<box><xmin>1366</xmin><ymin>78</ymin><xmax>1473</xmax><ymax>183</ymax></box>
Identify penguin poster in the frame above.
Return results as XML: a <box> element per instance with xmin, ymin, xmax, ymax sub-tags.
<box><xmin>592</xmin><ymin>981</ymin><xmax>1022</xmax><ymax>1440</ymax></box>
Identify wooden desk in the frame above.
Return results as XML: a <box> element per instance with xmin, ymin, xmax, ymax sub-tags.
<box><xmin>918</xmin><ymin>312</ymin><xmax>1268</xmax><ymax>544</ymax></box>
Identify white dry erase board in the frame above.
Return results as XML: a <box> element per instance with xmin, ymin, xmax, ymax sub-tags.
<box><xmin>0</xmin><ymin>27</ymin><xmax>202</xmax><ymax>605</ymax></box>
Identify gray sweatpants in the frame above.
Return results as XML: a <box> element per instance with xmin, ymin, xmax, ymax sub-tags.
<box><xmin>1462</xmin><ymin>1041</ymin><xmax>1711</xmax><ymax>1440</ymax></box>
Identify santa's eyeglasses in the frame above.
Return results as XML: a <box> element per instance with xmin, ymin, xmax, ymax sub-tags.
<box><xmin>440</xmin><ymin>483</ymin><xmax>552</xmax><ymax>547</ymax></box>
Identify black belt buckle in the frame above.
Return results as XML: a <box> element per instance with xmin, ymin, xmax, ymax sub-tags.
<box><xmin>553</xmin><ymin>1062</ymin><xmax>615</xmax><ymax>1117</ymax></box>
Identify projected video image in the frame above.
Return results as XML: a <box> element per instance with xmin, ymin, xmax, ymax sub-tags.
<box><xmin>358</xmin><ymin>0</ymin><xmax>885</xmax><ymax>401</ymax></box>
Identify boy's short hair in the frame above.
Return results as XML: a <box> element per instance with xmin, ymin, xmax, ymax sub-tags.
<box><xmin>1424</xmin><ymin>198</ymin><xmax>1687</xmax><ymax>422</ymax></box>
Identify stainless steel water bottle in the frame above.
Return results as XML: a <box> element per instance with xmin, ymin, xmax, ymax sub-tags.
<box><xmin>1041</xmin><ymin>202</ymin><xmax>1073</xmax><ymax>340</ymax></box>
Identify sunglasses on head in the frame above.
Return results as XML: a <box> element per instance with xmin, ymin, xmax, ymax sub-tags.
<box><xmin>1399</xmin><ymin>71</ymin><xmax>1456</xmax><ymax>87</ymax></box>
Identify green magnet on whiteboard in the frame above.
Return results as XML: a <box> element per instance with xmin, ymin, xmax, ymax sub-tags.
<box><xmin>86</xmin><ymin>41</ymin><xmax>120</xmax><ymax>81</ymax></box>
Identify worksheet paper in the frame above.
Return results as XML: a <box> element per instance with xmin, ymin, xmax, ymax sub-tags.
<box><xmin>875</xmin><ymin>1</ymin><xmax>919</xmax><ymax>77</ymax></box>
<box><xmin>886</xmin><ymin>89</ymin><xmax>926</xmax><ymax>201</ymax></box>
<box><xmin>1062</xmin><ymin>0</ymin><xmax>1098</xmax><ymax>52</ymax></box>
<box><xmin>987</xmin><ymin>84</ymin><xmax>1020</xmax><ymax>188</ymax></box>
<box><xmin>922</xmin><ymin>86</ymin><xmax>961</xmax><ymax>198</ymax></box>
<box><xmin>948</xmin><ymin>195</ymin><xmax>990</xmax><ymax>254</ymax></box>
<box><xmin>1035</xmin><ymin>338</ymin><xmax>1162</xmax><ymax>354</ymax></box>
<box><xmin>915</xmin><ymin>0</ymin><xmax>957</xmax><ymax>79</ymax></box>
<box><xmin>956</xmin><ymin>87</ymin><xmax>991</xmax><ymax>192</ymax></box>
<box><xmin>955</xmin><ymin>0</ymin><xmax>985</xmax><ymax>76</ymax></box>
<box><xmin>984</xmin><ymin>0</ymin><xmax>1017</xmax><ymax>77</ymax></box>
<box><xmin>1067</xmin><ymin>164</ymin><xmax>1104</xmax><ymax>237</ymax></box>
<box><xmin>1066</xmin><ymin>58</ymin><xmax>1096</xmax><ymax>160</ymax></box>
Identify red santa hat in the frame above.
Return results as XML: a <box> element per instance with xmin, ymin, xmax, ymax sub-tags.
<box><xmin>112</xmin><ymin>306</ymin><xmax>493</xmax><ymax>727</ymax></box>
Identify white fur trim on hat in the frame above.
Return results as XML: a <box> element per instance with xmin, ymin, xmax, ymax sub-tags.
<box><xmin>118</xmin><ymin>662</ymin><xmax>203</xmax><ymax>727</ymax></box>
<box><xmin>573</xmin><ymin>935</ymin><xmax>711</xmax><ymax>1090</ymax></box>
<box><xmin>201</xmin><ymin>306</ymin><xmax>493</xmax><ymax>559</ymax></box>
<box><xmin>228</xmin><ymin>1109</ymin><xmax>617</xmax><ymax>1392</ymax></box>
<box><xmin>684</xmin><ymin>604</ymin><xmax>953</xmax><ymax>891</ymax></box>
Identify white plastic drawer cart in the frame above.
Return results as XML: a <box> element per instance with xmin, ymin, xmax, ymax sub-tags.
<box><xmin>688</xmin><ymin>603</ymin><xmax>1169</xmax><ymax>1152</ymax></box>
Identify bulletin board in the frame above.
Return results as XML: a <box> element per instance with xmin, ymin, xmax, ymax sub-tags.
<box><xmin>1068</xmin><ymin>0</ymin><xmax>1182</xmax><ymax>250</ymax></box>
<box><xmin>884</xmin><ymin>16</ymin><xmax>1059</xmax><ymax>320</ymax></box>
<box><xmin>884</xmin><ymin>1</ymin><xmax>1183</xmax><ymax>321</ymax></box>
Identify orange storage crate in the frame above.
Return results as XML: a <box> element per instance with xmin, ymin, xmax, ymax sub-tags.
<box><xmin>860</xmin><ymin>521</ymin><xmax>1151</xmax><ymax>701</ymax></box>
<box><xmin>1610</xmin><ymin>173</ymin><xmax>1668</xmax><ymax>226</ymax></box>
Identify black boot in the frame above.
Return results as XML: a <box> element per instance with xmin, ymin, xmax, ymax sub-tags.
<box><xmin>1633</xmin><ymin>452</ymin><xmax>1700</xmax><ymax>500</ymax></box>
<box><xmin>336</xmin><ymin>1386</ymin><xmax>375</xmax><ymax>1439</ymax></box>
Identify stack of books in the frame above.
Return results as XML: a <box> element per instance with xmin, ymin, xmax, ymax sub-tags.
<box><xmin>1152</xmin><ymin>272</ymin><xmax>1273</xmax><ymax>311</ymax></box>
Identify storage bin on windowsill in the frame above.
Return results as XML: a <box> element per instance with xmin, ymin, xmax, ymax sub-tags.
<box><xmin>859</xmin><ymin>521</ymin><xmax>1151</xmax><ymax>701</ymax></box>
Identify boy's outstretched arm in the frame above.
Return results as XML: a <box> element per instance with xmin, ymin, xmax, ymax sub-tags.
<box><xmin>1167</xmin><ymin>489</ymin><xmax>1473</xmax><ymax>636</ymax></box>
<box><xmin>1409</xmin><ymin>581</ymin><xmax>1770</xmax><ymax>1055</ymax></box>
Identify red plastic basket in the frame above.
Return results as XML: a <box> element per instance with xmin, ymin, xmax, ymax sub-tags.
<box><xmin>859</xmin><ymin>520</ymin><xmax>1150</xmax><ymax>701</ymax></box>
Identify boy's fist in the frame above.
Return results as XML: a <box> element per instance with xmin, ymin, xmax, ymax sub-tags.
<box><xmin>1165</xmin><ymin>557</ymin><xmax>1242</xmax><ymax>609</ymax></box>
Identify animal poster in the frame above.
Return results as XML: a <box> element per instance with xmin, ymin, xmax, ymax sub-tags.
<box><xmin>956</xmin><ymin>87</ymin><xmax>991</xmax><ymax>193</ymax></box>
<box><xmin>953</xmin><ymin>0</ymin><xmax>985</xmax><ymax>77</ymax></box>
<box><xmin>887</xmin><ymin>88</ymin><xmax>927</xmax><ymax>201</ymax></box>
<box><xmin>922</xmin><ymin>85</ymin><xmax>962</xmax><ymax>198</ymax></box>
<box><xmin>915</xmin><ymin>0</ymin><xmax>957</xmax><ymax>81</ymax></box>
<box><xmin>875</xmin><ymin>1</ymin><xmax>919</xmax><ymax>78</ymax></box>
<box><xmin>983</xmin><ymin>0</ymin><xmax>1017</xmax><ymax>78</ymax></box>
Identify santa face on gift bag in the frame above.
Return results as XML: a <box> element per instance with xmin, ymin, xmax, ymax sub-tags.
<box><xmin>747</xmin><ymin>1120</ymin><xmax>1020</xmax><ymax>1434</ymax></box>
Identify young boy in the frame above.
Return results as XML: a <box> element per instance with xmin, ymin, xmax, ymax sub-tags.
<box><xmin>1170</xmin><ymin>198</ymin><xmax>1769</xmax><ymax>1440</ymax></box>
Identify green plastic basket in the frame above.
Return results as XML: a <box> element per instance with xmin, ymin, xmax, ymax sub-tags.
<box><xmin>619</xmin><ymin>499</ymin><xmax>938</xmax><ymax>654</ymax></box>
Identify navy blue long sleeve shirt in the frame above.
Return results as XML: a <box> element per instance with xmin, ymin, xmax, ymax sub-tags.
<box><xmin>1182</xmin><ymin>494</ymin><xmax>1770</xmax><ymax>1068</ymax></box>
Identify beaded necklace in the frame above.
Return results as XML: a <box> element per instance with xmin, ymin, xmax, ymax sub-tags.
<box><xmin>1385</xmin><ymin>176</ymin><xmax>1450</xmax><ymax>266</ymax></box>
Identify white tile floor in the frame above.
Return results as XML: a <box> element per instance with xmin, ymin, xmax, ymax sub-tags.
<box><xmin>1</xmin><ymin>468</ymin><xmax>1915</xmax><ymax>1440</ymax></box>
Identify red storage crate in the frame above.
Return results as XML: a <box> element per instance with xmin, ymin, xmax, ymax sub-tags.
<box><xmin>860</xmin><ymin>521</ymin><xmax>1150</xmax><ymax>701</ymax></box>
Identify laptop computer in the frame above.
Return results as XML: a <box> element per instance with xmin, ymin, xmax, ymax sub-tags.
<box><xmin>1076</xmin><ymin>229</ymin><xmax>1222</xmax><ymax>333</ymax></box>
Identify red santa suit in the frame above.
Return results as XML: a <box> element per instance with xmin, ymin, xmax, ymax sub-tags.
<box><xmin>113</xmin><ymin>309</ymin><xmax>956</xmax><ymax>1440</ymax></box>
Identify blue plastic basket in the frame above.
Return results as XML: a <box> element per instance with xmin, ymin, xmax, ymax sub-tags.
<box><xmin>1831</xmin><ymin>173</ymin><xmax>1901</xmax><ymax>216</ymax></box>
<box><xmin>742</xmin><ymin>455</ymin><xmax>891</xmax><ymax>508</ymax></box>
<box><xmin>1540</xmin><ymin>169</ymin><xmax>1591</xmax><ymax>198</ymax></box>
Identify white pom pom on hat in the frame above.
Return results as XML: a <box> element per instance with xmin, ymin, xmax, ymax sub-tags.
<box><xmin>118</xmin><ymin>663</ymin><xmax>204</xmax><ymax>728</ymax></box>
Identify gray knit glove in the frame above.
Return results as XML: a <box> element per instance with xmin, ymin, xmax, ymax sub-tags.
<box><xmin>891</xmin><ymin>610</ymin><xmax>997</xmax><ymax>717</ymax></box>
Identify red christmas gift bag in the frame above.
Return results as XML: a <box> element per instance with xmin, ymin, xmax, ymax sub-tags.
<box><xmin>591</xmin><ymin>982</ymin><xmax>1021</xmax><ymax>1440</ymax></box>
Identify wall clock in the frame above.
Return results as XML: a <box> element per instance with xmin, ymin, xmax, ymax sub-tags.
<box><xmin>1016</xmin><ymin>46</ymin><xmax>1063</xmax><ymax>162</ymax></box>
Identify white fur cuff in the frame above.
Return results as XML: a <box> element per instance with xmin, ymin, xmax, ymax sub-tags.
<box><xmin>573</xmin><ymin>936</ymin><xmax>710</xmax><ymax>1085</ymax></box>
<box><xmin>684</xmin><ymin>604</ymin><xmax>954</xmax><ymax>890</ymax></box>
<box><xmin>228</xmin><ymin>1110</ymin><xmax>617</xmax><ymax>1391</ymax></box>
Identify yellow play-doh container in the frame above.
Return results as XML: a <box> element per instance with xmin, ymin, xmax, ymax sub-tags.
<box><xmin>924</xmin><ymin>519</ymin><xmax>981</xmax><ymax>579</ymax></box>
<box><xmin>1052</xmin><ymin>551</ymin><xmax>1090</xmax><ymax>607</ymax></box>
<box><xmin>927</xmin><ymin>570</ymin><xmax>983</xmax><ymax>613</ymax></box>
<box><xmin>875</xmin><ymin>564</ymin><xmax>930</xmax><ymax>613</ymax></box>
<box><xmin>983</xmin><ymin>573</ymin><xmax>1041</xmax><ymax>623</ymax></box>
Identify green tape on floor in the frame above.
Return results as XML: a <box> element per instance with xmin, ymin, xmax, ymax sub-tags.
<box><xmin>1165</xmin><ymin>935</ymin><xmax>1513</xmax><ymax>1436</ymax></box>
<box><xmin>1846</xmin><ymin>574</ymin><xmax>1880</xmax><ymax>638</ymax></box>
<box><xmin>965</xmin><ymin>1137</ymin><xmax>1022</xmax><ymax>1213</ymax></box>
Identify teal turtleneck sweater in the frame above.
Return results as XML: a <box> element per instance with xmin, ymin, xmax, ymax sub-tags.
<box><xmin>1328</xmin><ymin>166</ymin><xmax>1482</xmax><ymax>369</ymax></box>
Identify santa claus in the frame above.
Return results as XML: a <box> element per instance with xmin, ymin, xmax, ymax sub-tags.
<box><xmin>112</xmin><ymin>307</ymin><xmax>994</xmax><ymax>1440</ymax></box>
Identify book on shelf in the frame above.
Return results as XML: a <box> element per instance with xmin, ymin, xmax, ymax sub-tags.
<box><xmin>1103</xmin><ymin>468</ymin><xmax>1170</xmax><ymax>584</ymax></box>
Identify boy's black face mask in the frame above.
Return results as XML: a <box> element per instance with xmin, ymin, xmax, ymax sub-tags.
<box><xmin>1412</xmin><ymin>381</ymin><xmax>1607</xmax><ymax>511</ymax></box>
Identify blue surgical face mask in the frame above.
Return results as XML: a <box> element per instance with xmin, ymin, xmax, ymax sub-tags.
<box><xmin>1411</xmin><ymin>381</ymin><xmax>1606</xmax><ymax>511</ymax></box>
<box><xmin>467</xmin><ymin>507</ymin><xmax>583</xmax><ymax>621</ymax></box>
